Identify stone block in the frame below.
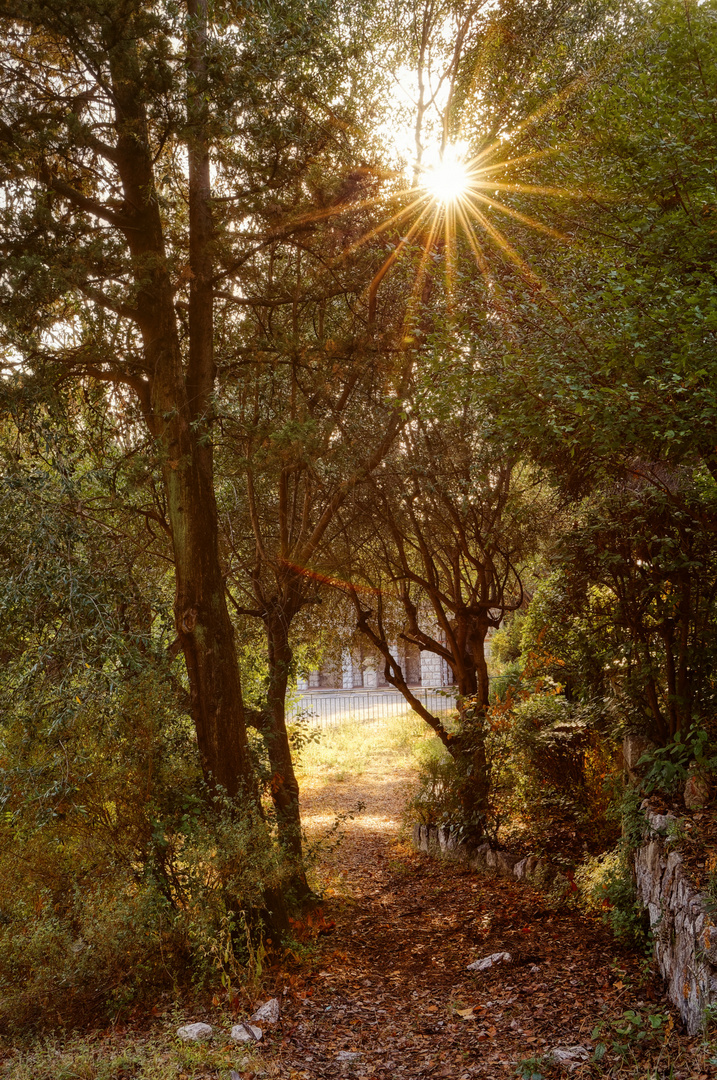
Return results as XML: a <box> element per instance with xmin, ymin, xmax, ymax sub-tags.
<box><xmin>684</xmin><ymin>768</ymin><xmax>712</xmax><ymax>810</ymax></box>
<box><xmin>495</xmin><ymin>850</ymin><xmax>519</xmax><ymax>877</ymax></box>
<box><xmin>623</xmin><ymin>733</ymin><xmax>655</xmax><ymax>775</ymax></box>
<box><xmin>634</xmin><ymin>800</ymin><xmax>717</xmax><ymax>1034</ymax></box>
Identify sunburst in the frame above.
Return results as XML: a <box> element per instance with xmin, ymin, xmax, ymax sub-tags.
<box><xmin>423</xmin><ymin>147</ymin><xmax>471</xmax><ymax>205</ymax></box>
<box><xmin>280</xmin><ymin>127</ymin><xmax>586</xmax><ymax>337</ymax></box>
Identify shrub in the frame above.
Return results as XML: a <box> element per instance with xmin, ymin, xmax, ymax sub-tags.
<box><xmin>0</xmin><ymin>666</ymin><xmax>287</xmax><ymax>1033</ymax></box>
<box><xmin>639</xmin><ymin>722</ymin><xmax>717</xmax><ymax>796</ymax></box>
<box><xmin>406</xmin><ymin>741</ymin><xmax>464</xmax><ymax>827</ymax></box>
<box><xmin>493</xmin><ymin>693</ymin><xmax>618</xmax><ymax>855</ymax></box>
<box><xmin>575</xmin><ymin>843</ymin><xmax>650</xmax><ymax>949</ymax></box>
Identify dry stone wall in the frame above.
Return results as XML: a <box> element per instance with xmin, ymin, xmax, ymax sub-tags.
<box><xmin>414</xmin><ymin>810</ymin><xmax>717</xmax><ymax>1035</ymax></box>
<box><xmin>634</xmin><ymin>804</ymin><xmax>717</xmax><ymax>1034</ymax></box>
<box><xmin>412</xmin><ymin>824</ymin><xmax>555</xmax><ymax>885</ymax></box>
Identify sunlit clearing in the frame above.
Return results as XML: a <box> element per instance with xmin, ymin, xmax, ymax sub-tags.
<box><xmin>424</xmin><ymin>149</ymin><xmax>469</xmax><ymax>204</ymax></box>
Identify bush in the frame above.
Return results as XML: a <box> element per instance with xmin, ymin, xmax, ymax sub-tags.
<box><xmin>406</xmin><ymin>744</ymin><xmax>464</xmax><ymax>827</ymax></box>
<box><xmin>0</xmin><ymin>666</ymin><xmax>286</xmax><ymax>1033</ymax></box>
<box><xmin>575</xmin><ymin>843</ymin><xmax>650</xmax><ymax>949</ymax></box>
<box><xmin>492</xmin><ymin>693</ymin><xmax>618</xmax><ymax>855</ymax></box>
<box><xmin>639</xmin><ymin>722</ymin><xmax>717</xmax><ymax>796</ymax></box>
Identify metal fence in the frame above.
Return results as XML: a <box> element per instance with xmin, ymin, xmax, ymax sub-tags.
<box><xmin>286</xmin><ymin>686</ymin><xmax>458</xmax><ymax>729</ymax></box>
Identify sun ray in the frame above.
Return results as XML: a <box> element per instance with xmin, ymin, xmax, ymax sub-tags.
<box><xmin>469</xmin><ymin>191</ymin><xmax>567</xmax><ymax>239</ymax></box>
<box><xmin>339</xmin><ymin>191</ymin><xmax>431</xmax><ymax>262</ymax></box>
<box><xmin>462</xmin><ymin>194</ymin><xmax>542</xmax><ymax>288</ymax></box>
<box><xmin>464</xmin><ymin>70</ymin><xmax>592</xmax><ymax>175</ymax></box>
<box><xmin>366</xmin><ymin>200</ymin><xmax>436</xmax><ymax>321</ymax></box>
<box><xmin>443</xmin><ymin>197</ymin><xmax>458</xmax><ymax>314</ymax></box>
<box><xmin>454</xmin><ymin>201</ymin><xmax>495</xmax><ymax>291</ymax></box>
<box><xmin>474</xmin><ymin>143</ymin><xmax>572</xmax><ymax>176</ymax></box>
<box><xmin>399</xmin><ymin>205</ymin><xmax>443</xmax><ymax>342</ymax></box>
<box><xmin>474</xmin><ymin>179</ymin><xmax>585</xmax><ymax>199</ymax></box>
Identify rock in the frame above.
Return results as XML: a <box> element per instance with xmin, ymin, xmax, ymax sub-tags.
<box><xmin>513</xmin><ymin>855</ymin><xmax>553</xmax><ymax>884</ymax></box>
<box><xmin>684</xmin><ymin>767</ymin><xmax>711</xmax><ymax>810</ymax></box>
<box><xmin>336</xmin><ymin>1050</ymin><xmax>361</xmax><ymax>1061</ymax></box>
<box><xmin>416</xmin><ymin>824</ymin><xmax>439</xmax><ymax>853</ymax></box>
<box><xmin>177</xmin><ymin>1022</ymin><xmax>212</xmax><ymax>1041</ymax></box>
<box><xmin>483</xmin><ymin>847</ymin><xmax>498</xmax><ymax>871</ymax></box>
<box><xmin>550</xmin><ymin>1045</ymin><xmax>591</xmax><ymax>1066</ymax></box>
<box><xmin>230</xmin><ymin>1022</ymin><xmax>263</xmax><ymax>1043</ymax></box>
<box><xmin>467</xmin><ymin>951</ymin><xmax>512</xmax><ymax>971</ymax></box>
<box><xmin>495</xmin><ymin>850</ymin><xmax>519</xmax><ymax>877</ymax></box>
<box><xmin>623</xmin><ymin>733</ymin><xmax>655</xmax><ymax>777</ymax></box>
<box><xmin>703</xmin><ymin>923</ymin><xmax>717</xmax><ymax>964</ymax></box>
<box><xmin>437</xmin><ymin>827</ymin><xmax>471</xmax><ymax>860</ymax></box>
<box><xmin>250</xmin><ymin>998</ymin><xmax>280</xmax><ymax>1024</ymax></box>
<box><xmin>469</xmin><ymin>842</ymin><xmax>491</xmax><ymax>871</ymax></box>
<box><xmin>513</xmin><ymin>856</ymin><xmax>532</xmax><ymax>881</ymax></box>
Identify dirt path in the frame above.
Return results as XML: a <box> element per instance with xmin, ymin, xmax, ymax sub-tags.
<box><xmin>257</xmin><ymin>760</ymin><xmax>713</xmax><ymax>1080</ymax></box>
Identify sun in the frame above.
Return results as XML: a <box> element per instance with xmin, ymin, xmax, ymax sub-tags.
<box><xmin>424</xmin><ymin>149</ymin><xmax>470</xmax><ymax>204</ymax></box>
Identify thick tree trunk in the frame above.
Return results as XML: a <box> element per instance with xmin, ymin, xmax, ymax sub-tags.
<box><xmin>167</xmin><ymin>446</ymin><xmax>253</xmax><ymax>796</ymax></box>
<box><xmin>107</xmin><ymin>31</ymin><xmax>256</xmax><ymax>801</ymax></box>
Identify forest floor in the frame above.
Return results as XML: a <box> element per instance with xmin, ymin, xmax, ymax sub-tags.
<box><xmin>3</xmin><ymin>719</ymin><xmax>717</xmax><ymax>1080</ymax></box>
<box><xmin>256</xmin><ymin>738</ymin><xmax>716</xmax><ymax>1080</ymax></box>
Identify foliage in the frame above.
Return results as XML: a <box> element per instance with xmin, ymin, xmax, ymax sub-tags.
<box><xmin>639</xmin><ymin>723</ymin><xmax>717</xmax><ymax>796</ymax></box>
<box><xmin>514</xmin><ymin>1055</ymin><xmax>552</xmax><ymax>1080</ymax></box>
<box><xmin>576</xmin><ymin>844</ymin><xmax>650</xmax><ymax>949</ymax></box>
<box><xmin>0</xmin><ymin>412</ymin><xmax>289</xmax><ymax>1030</ymax></box>
<box><xmin>0</xmin><ymin>726</ymin><xmax>285</xmax><ymax>1031</ymax></box>
<box><xmin>489</xmin><ymin>612</ymin><xmax>525</xmax><ymax>668</ymax></box>
<box><xmin>487</xmin><ymin>687</ymin><xmax>619</xmax><ymax>856</ymax></box>
<box><xmin>590</xmin><ymin>1005</ymin><xmax>672</xmax><ymax>1063</ymax></box>
<box><xmin>406</xmin><ymin>745</ymin><xmax>465</xmax><ymax>828</ymax></box>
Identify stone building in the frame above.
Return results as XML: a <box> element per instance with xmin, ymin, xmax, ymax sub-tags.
<box><xmin>297</xmin><ymin>638</ymin><xmax>453</xmax><ymax>690</ymax></box>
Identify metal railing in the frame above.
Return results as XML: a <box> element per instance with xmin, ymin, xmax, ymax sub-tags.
<box><xmin>286</xmin><ymin>686</ymin><xmax>458</xmax><ymax>729</ymax></box>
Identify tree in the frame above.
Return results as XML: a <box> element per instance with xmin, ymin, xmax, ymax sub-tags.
<box><xmin>337</xmin><ymin>409</ymin><xmax>546</xmax><ymax>836</ymax></box>
<box><xmin>0</xmin><ymin>0</ymin><xmax>381</xmax><ymax>804</ymax></box>
<box><xmin>215</xmin><ymin>195</ymin><xmax>415</xmax><ymax>886</ymax></box>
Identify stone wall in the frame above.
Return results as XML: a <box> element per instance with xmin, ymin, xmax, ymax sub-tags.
<box><xmin>412</xmin><ymin>824</ymin><xmax>556</xmax><ymax>886</ymax></box>
<box><xmin>634</xmin><ymin>804</ymin><xmax>717</xmax><ymax>1034</ymax></box>
<box><xmin>414</xmin><ymin>808</ymin><xmax>717</xmax><ymax>1035</ymax></box>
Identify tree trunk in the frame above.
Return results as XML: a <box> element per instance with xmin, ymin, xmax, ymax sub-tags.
<box><xmin>265</xmin><ymin>607</ymin><xmax>311</xmax><ymax>900</ymax></box>
<box><xmin>107</xmin><ymin>28</ymin><xmax>256</xmax><ymax>801</ymax></box>
<box><xmin>453</xmin><ymin>635</ymin><xmax>490</xmax><ymax>844</ymax></box>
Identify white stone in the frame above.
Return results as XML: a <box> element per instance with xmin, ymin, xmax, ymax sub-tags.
<box><xmin>550</xmin><ymin>1045</ymin><xmax>590</xmax><ymax>1065</ymax></box>
<box><xmin>495</xmin><ymin>851</ymin><xmax>519</xmax><ymax>877</ymax></box>
<box><xmin>467</xmin><ymin>951</ymin><xmax>512</xmax><ymax>971</ymax></box>
<box><xmin>250</xmin><ymin>998</ymin><xmax>280</xmax><ymax>1024</ymax></box>
<box><xmin>341</xmin><ymin>650</ymin><xmax>354</xmax><ymax>690</ymax></box>
<box><xmin>623</xmin><ymin>733</ymin><xmax>654</xmax><ymax>772</ymax></box>
<box><xmin>362</xmin><ymin>658</ymin><xmax>378</xmax><ymax>689</ymax></box>
<box><xmin>230</xmin><ymin>1022</ymin><xmax>263</xmax><ymax>1043</ymax></box>
<box><xmin>177</xmin><ymin>1022</ymin><xmax>212</xmax><ymax>1041</ymax></box>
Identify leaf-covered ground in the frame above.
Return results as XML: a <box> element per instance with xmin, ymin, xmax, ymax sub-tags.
<box><xmin>258</xmin><ymin>749</ymin><xmax>715</xmax><ymax>1080</ymax></box>
<box><xmin>3</xmin><ymin>725</ymin><xmax>716</xmax><ymax>1080</ymax></box>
